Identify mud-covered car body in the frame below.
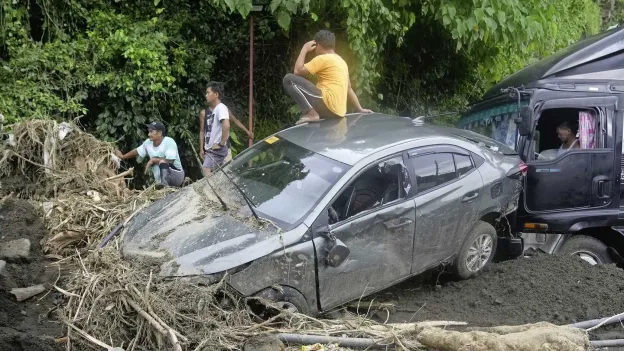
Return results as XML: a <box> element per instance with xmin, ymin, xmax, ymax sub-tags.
<box><xmin>122</xmin><ymin>114</ymin><xmax>522</xmax><ymax>315</ymax></box>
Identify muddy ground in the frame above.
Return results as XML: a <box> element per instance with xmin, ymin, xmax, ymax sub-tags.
<box><xmin>2</xmin><ymin>198</ymin><xmax>624</xmax><ymax>350</ymax></box>
<box><xmin>0</xmin><ymin>199</ymin><xmax>63</xmax><ymax>351</ymax></box>
<box><xmin>374</xmin><ymin>254</ymin><xmax>624</xmax><ymax>347</ymax></box>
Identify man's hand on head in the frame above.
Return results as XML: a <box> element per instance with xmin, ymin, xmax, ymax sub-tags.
<box><xmin>114</xmin><ymin>150</ymin><xmax>124</xmax><ymax>159</ymax></box>
<box><xmin>302</xmin><ymin>40</ymin><xmax>317</xmax><ymax>53</ymax></box>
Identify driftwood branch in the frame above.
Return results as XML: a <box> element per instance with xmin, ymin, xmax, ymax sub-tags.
<box><xmin>105</xmin><ymin>167</ymin><xmax>134</xmax><ymax>181</ymax></box>
<box><xmin>124</xmin><ymin>297</ymin><xmax>183</xmax><ymax>351</ymax></box>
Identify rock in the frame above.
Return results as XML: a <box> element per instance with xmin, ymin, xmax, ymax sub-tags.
<box><xmin>243</xmin><ymin>335</ymin><xmax>285</xmax><ymax>351</ymax></box>
<box><xmin>0</xmin><ymin>260</ymin><xmax>5</xmax><ymax>275</ymax></box>
<box><xmin>0</xmin><ymin>238</ymin><xmax>31</xmax><ymax>261</ymax></box>
<box><xmin>10</xmin><ymin>284</ymin><xmax>46</xmax><ymax>302</ymax></box>
<box><xmin>493</xmin><ymin>299</ymin><xmax>503</xmax><ymax>306</ymax></box>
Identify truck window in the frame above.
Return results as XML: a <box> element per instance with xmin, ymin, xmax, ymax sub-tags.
<box><xmin>458</xmin><ymin>101</ymin><xmax>528</xmax><ymax>150</ymax></box>
<box><xmin>534</xmin><ymin>108</ymin><xmax>600</xmax><ymax>161</ymax></box>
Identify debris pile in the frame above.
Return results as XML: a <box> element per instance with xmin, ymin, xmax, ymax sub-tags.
<box><xmin>0</xmin><ymin>119</ymin><xmax>618</xmax><ymax>350</ymax></box>
<box><xmin>0</xmin><ymin>119</ymin><xmax>173</xmax><ymax>256</ymax></box>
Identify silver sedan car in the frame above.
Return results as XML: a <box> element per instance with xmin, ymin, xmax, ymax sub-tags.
<box><xmin>122</xmin><ymin>113</ymin><xmax>524</xmax><ymax>315</ymax></box>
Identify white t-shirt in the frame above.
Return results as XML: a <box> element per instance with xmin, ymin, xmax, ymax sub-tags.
<box><xmin>204</xmin><ymin>103</ymin><xmax>229</xmax><ymax>150</ymax></box>
<box><xmin>137</xmin><ymin>137</ymin><xmax>182</xmax><ymax>179</ymax></box>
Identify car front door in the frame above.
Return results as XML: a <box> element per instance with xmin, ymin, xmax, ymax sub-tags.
<box><xmin>312</xmin><ymin>155</ymin><xmax>416</xmax><ymax>311</ymax></box>
<box><xmin>407</xmin><ymin>146</ymin><xmax>484</xmax><ymax>271</ymax></box>
<box><xmin>525</xmin><ymin>96</ymin><xmax>616</xmax><ymax>213</ymax></box>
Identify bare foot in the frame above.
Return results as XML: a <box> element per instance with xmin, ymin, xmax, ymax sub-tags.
<box><xmin>296</xmin><ymin>110</ymin><xmax>321</xmax><ymax>125</ymax></box>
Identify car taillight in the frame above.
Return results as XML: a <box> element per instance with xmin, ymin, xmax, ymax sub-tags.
<box><xmin>506</xmin><ymin>161</ymin><xmax>527</xmax><ymax>180</ymax></box>
<box><xmin>519</xmin><ymin>162</ymin><xmax>528</xmax><ymax>175</ymax></box>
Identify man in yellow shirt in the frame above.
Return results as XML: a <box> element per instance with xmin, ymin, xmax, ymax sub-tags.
<box><xmin>283</xmin><ymin>30</ymin><xmax>372</xmax><ymax>125</ymax></box>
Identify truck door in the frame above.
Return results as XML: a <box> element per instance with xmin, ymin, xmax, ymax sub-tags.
<box><xmin>524</xmin><ymin>96</ymin><xmax>617</xmax><ymax>213</ymax></box>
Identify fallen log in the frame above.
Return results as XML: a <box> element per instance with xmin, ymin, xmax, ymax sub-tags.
<box><xmin>276</xmin><ymin>333</ymin><xmax>382</xmax><ymax>349</ymax></box>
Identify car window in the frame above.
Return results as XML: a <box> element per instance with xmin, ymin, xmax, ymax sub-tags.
<box><xmin>224</xmin><ymin>138</ymin><xmax>349</xmax><ymax>230</ymax></box>
<box><xmin>329</xmin><ymin>156</ymin><xmax>409</xmax><ymax>224</ymax></box>
<box><xmin>412</xmin><ymin>153</ymin><xmax>456</xmax><ymax>193</ymax></box>
<box><xmin>454</xmin><ymin>154</ymin><xmax>473</xmax><ymax>177</ymax></box>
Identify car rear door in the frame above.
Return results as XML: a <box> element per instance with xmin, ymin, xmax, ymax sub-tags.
<box><xmin>312</xmin><ymin>155</ymin><xmax>416</xmax><ymax>311</ymax></box>
<box><xmin>407</xmin><ymin>145</ymin><xmax>484</xmax><ymax>271</ymax></box>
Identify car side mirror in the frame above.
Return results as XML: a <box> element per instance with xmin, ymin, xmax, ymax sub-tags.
<box><xmin>316</xmin><ymin>225</ymin><xmax>350</xmax><ymax>267</ymax></box>
<box><xmin>326</xmin><ymin>239</ymin><xmax>350</xmax><ymax>267</ymax></box>
<box><xmin>515</xmin><ymin>106</ymin><xmax>533</xmax><ymax>136</ymax></box>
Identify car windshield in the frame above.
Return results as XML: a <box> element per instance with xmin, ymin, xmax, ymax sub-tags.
<box><xmin>225</xmin><ymin>137</ymin><xmax>349</xmax><ymax>229</ymax></box>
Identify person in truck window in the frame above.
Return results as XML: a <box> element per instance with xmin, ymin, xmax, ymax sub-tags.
<box><xmin>283</xmin><ymin>30</ymin><xmax>372</xmax><ymax>125</ymax></box>
<box><xmin>556</xmin><ymin>121</ymin><xmax>580</xmax><ymax>156</ymax></box>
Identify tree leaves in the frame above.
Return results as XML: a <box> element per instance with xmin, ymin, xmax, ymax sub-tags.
<box><xmin>276</xmin><ymin>11</ymin><xmax>291</xmax><ymax>30</ymax></box>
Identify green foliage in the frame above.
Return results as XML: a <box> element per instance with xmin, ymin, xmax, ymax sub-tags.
<box><xmin>0</xmin><ymin>0</ymin><xmax>610</xmax><ymax>184</ymax></box>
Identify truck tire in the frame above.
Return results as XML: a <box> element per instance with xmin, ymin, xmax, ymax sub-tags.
<box><xmin>453</xmin><ymin>221</ymin><xmax>498</xmax><ymax>279</ymax></box>
<box><xmin>558</xmin><ymin>235</ymin><xmax>614</xmax><ymax>265</ymax></box>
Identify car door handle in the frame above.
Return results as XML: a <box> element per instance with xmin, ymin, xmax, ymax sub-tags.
<box><xmin>383</xmin><ymin>219</ymin><xmax>413</xmax><ymax>230</ymax></box>
<box><xmin>461</xmin><ymin>191</ymin><xmax>479</xmax><ymax>203</ymax></box>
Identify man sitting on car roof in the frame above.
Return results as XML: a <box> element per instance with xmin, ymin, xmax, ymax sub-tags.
<box><xmin>283</xmin><ymin>30</ymin><xmax>373</xmax><ymax>125</ymax></box>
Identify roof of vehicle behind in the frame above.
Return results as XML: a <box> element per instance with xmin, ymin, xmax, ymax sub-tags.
<box><xmin>277</xmin><ymin>113</ymin><xmax>495</xmax><ymax>165</ymax></box>
<box><xmin>483</xmin><ymin>26</ymin><xmax>624</xmax><ymax>99</ymax></box>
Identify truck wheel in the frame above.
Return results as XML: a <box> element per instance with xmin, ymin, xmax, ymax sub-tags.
<box><xmin>253</xmin><ymin>286</ymin><xmax>310</xmax><ymax>315</ymax></box>
<box><xmin>559</xmin><ymin>235</ymin><xmax>614</xmax><ymax>265</ymax></box>
<box><xmin>453</xmin><ymin>221</ymin><xmax>498</xmax><ymax>279</ymax></box>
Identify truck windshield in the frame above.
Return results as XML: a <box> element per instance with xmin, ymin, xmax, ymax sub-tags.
<box><xmin>224</xmin><ymin>137</ymin><xmax>349</xmax><ymax>229</ymax></box>
<box><xmin>458</xmin><ymin>101</ymin><xmax>528</xmax><ymax>150</ymax></box>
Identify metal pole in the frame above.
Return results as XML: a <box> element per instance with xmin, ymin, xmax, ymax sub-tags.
<box><xmin>248</xmin><ymin>15</ymin><xmax>254</xmax><ymax>147</ymax></box>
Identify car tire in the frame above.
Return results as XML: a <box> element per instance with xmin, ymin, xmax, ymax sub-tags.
<box><xmin>253</xmin><ymin>286</ymin><xmax>310</xmax><ymax>315</ymax></box>
<box><xmin>453</xmin><ymin>221</ymin><xmax>497</xmax><ymax>279</ymax></box>
<box><xmin>558</xmin><ymin>235</ymin><xmax>614</xmax><ymax>265</ymax></box>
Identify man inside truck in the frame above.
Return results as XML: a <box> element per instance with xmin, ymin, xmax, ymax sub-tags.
<box><xmin>556</xmin><ymin>121</ymin><xmax>580</xmax><ymax>156</ymax></box>
<box><xmin>534</xmin><ymin>109</ymin><xmax>597</xmax><ymax>160</ymax></box>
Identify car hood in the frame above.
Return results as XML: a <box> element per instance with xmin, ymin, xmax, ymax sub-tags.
<box><xmin>121</xmin><ymin>180</ymin><xmax>300</xmax><ymax>277</ymax></box>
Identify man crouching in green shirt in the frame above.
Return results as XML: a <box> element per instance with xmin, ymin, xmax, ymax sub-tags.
<box><xmin>115</xmin><ymin>122</ymin><xmax>185</xmax><ymax>188</ymax></box>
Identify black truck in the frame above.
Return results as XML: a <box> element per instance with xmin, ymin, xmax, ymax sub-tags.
<box><xmin>458</xmin><ymin>26</ymin><xmax>624</xmax><ymax>265</ymax></box>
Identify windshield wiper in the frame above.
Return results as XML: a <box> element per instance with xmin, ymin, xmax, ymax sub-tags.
<box><xmin>209</xmin><ymin>155</ymin><xmax>260</xmax><ymax>221</ymax></box>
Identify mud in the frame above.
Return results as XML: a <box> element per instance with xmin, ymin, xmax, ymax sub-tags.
<box><xmin>0</xmin><ymin>199</ymin><xmax>63</xmax><ymax>351</ymax></box>
<box><xmin>375</xmin><ymin>254</ymin><xmax>624</xmax><ymax>341</ymax></box>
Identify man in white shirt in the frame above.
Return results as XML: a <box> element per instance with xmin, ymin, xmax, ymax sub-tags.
<box><xmin>115</xmin><ymin>122</ymin><xmax>185</xmax><ymax>188</ymax></box>
<box><xmin>200</xmin><ymin>82</ymin><xmax>231</xmax><ymax>177</ymax></box>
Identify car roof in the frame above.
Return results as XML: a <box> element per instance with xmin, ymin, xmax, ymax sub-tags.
<box><xmin>276</xmin><ymin>113</ymin><xmax>474</xmax><ymax>166</ymax></box>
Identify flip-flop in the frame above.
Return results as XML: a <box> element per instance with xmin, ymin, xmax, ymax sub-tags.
<box><xmin>295</xmin><ymin>117</ymin><xmax>324</xmax><ymax>125</ymax></box>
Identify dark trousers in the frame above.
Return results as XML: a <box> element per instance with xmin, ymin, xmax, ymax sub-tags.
<box><xmin>283</xmin><ymin>73</ymin><xmax>339</xmax><ymax>118</ymax></box>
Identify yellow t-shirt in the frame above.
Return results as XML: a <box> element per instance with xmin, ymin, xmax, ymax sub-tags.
<box><xmin>304</xmin><ymin>54</ymin><xmax>349</xmax><ymax>117</ymax></box>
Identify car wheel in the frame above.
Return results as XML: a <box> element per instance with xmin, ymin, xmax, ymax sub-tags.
<box><xmin>253</xmin><ymin>286</ymin><xmax>310</xmax><ymax>315</ymax></box>
<box><xmin>453</xmin><ymin>221</ymin><xmax>497</xmax><ymax>279</ymax></box>
<box><xmin>558</xmin><ymin>235</ymin><xmax>614</xmax><ymax>265</ymax></box>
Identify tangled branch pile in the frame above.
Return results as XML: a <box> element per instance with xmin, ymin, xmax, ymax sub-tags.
<box><xmin>0</xmin><ymin>119</ymin><xmax>173</xmax><ymax>256</ymax></box>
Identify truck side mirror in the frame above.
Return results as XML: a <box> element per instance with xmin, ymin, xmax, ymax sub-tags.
<box><xmin>515</xmin><ymin>106</ymin><xmax>533</xmax><ymax>136</ymax></box>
